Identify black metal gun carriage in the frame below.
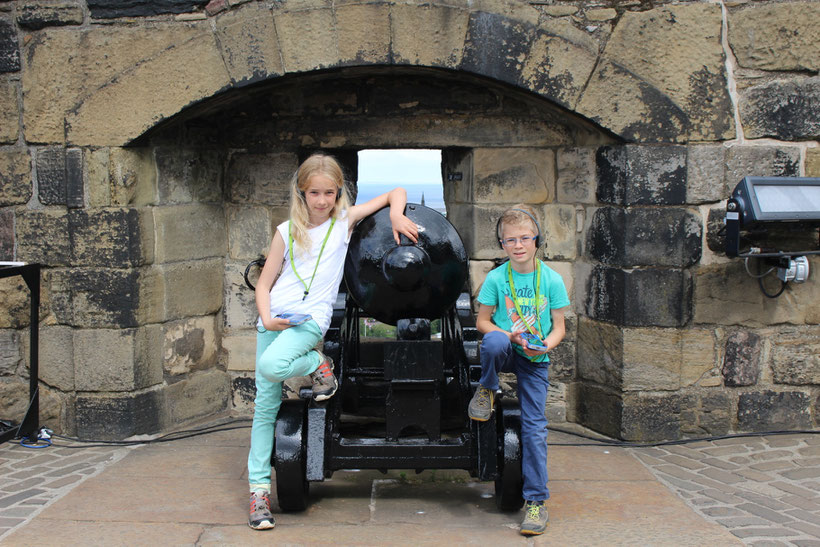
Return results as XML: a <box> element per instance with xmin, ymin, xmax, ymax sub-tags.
<box><xmin>245</xmin><ymin>204</ymin><xmax>524</xmax><ymax>512</ymax></box>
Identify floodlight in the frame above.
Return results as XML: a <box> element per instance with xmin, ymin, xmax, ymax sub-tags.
<box><xmin>725</xmin><ymin>177</ymin><xmax>820</xmax><ymax>258</ymax></box>
<box><xmin>725</xmin><ymin>177</ymin><xmax>820</xmax><ymax>297</ymax></box>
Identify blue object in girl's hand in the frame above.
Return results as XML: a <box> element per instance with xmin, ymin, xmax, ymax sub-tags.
<box><xmin>521</xmin><ymin>332</ymin><xmax>547</xmax><ymax>351</ymax></box>
<box><xmin>276</xmin><ymin>313</ymin><xmax>312</xmax><ymax>326</ymax></box>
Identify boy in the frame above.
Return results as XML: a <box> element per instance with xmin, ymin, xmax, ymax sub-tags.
<box><xmin>468</xmin><ymin>204</ymin><xmax>570</xmax><ymax>536</ymax></box>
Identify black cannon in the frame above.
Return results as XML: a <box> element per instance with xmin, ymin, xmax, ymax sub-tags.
<box><xmin>247</xmin><ymin>204</ymin><xmax>524</xmax><ymax>512</ymax></box>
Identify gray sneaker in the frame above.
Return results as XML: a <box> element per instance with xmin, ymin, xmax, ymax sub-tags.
<box><xmin>520</xmin><ymin>500</ymin><xmax>549</xmax><ymax>536</ymax></box>
<box><xmin>248</xmin><ymin>489</ymin><xmax>275</xmax><ymax>530</ymax></box>
<box><xmin>467</xmin><ymin>386</ymin><xmax>494</xmax><ymax>421</ymax></box>
<box><xmin>310</xmin><ymin>354</ymin><xmax>338</xmax><ymax>402</ymax></box>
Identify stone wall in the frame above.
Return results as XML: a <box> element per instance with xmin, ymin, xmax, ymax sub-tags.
<box><xmin>0</xmin><ymin>0</ymin><xmax>817</xmax><ymax>440</ymax></box>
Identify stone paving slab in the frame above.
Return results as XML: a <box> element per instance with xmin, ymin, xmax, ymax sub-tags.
<box><xmin>632</xmin><ymin>433</ymin><xmax>820</xmax><ymax>546</ymax></box>
<box><xmin>1</xmin><ymin>422</ymin><xmax>739</xmax><ymax>546</ymax></box>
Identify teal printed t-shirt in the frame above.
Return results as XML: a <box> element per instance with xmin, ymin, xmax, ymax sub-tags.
<box><xmin>477</xmin><ymin>260</ymin><xmax>570</xmax><ymax>363</ymax></box>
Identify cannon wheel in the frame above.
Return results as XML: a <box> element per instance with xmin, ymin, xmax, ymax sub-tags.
<box><xmin>273</xmin><ymin>399</ymin><xmax>310</xmax><ymax>511</ymax></box>
<box><xmin>494</xmin><ymin>402</ymin><xmax>524</xmax><ymax>512</ymax></box>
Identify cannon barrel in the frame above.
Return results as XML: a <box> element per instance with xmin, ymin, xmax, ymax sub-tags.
<box><xmin>344</xmin><ymin>203</ymin><xmax>468</xmax><ymax>325</ymax></box>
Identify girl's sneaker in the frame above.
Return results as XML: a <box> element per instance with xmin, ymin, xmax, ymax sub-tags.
<box><xmin>249</xmin><ymin>489</ymin><xmax>275</xmax><ymax>530</ymax></box>
<box><xmin>310</xmin><ymin>355</ymin><xmax>338</xmax><ymax>401</ymax></box>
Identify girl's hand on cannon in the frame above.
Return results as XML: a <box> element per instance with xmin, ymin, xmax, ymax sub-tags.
<box><xmin>390</xmin><ymin>212</ymin><xmax>419</xmax><ymax>245</ymax></box>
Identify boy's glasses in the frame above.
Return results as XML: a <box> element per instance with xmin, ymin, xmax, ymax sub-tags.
<box><xmin>500</xmin><ymin>236</ymin><xmax>535</xmax><ymax>247</ymax></box>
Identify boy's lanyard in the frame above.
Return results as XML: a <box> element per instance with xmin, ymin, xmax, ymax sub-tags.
<box><xmin>507</xmin><ymin>260</ymin><xmax>542</xmax><ymax>339</ymax></box>
<box><xmin>289</xmin><ymin>217</ymin><xmax>336</xmax><ymax>301</ymax></box>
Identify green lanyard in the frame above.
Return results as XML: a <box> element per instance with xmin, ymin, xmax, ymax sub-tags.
<box><xmin>289</xmin><ymin>217</ymin><xmax>336</xmax><ymax>301</ymax></box>
<box><xmin>507</xmin><ymin>260</ymin><xmax>542</xmax><ymax>338</ymax></box>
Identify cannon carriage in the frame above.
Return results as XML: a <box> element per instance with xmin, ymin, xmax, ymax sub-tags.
<box><xmin>246</xmin><ymin>204</ymin><xmax>524</xmax><ymax>512</ymax></box>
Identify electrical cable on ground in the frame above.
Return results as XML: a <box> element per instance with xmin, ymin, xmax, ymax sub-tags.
<box><xmin>17</xmin><ymin>417</ymin><xmax>820</xmax><ymax>450</ymax></box>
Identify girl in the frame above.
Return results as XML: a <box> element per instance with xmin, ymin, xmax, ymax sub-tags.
<box><xmin>248</xmin><ymin>153</ymin><xmax>418</xmax><ymax>530</ymax></box>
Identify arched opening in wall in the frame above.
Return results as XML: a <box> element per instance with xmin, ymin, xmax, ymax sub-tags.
<box><xmin>124</xmin><ymin>66</ymin><xmax>617</xmax><ymax>428</ymax></box>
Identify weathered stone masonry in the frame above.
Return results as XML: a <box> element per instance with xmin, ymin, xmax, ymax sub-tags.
<box><xmin>0</xmin><ymin>0</ymin><xmax>817</xmax><ymax>440</ymax></box>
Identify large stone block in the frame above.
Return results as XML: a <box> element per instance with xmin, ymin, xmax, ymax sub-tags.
<box><xmin>153</xmin><ymin>203</ymin><xmax>226</xmax><ymax>263</ymax></box>
<box><xmin>807</xmin><ymin>148</ymin><xmax>820</xmax><ymax>178</ymax></box>
<box><xmin>622</xmin><ymin>328</ymin><xmax>681</xmax><ymax>391</ymax></box>
<box><xmin>154</xmin><ymin>147</ymin><xmax>224</xmax><ymax>204</ymax></box>
<box><xmin>724</xmin><ymin>145</ymin><xmax>800</xmax><ymax>189</ymax></box>
<box><xmin>223</xmin><ymin>332</ymin><xmax>255</xmax><ymax>372</ymax></box>
<box><xmin>16</xmin><ymin>1</ymin><xmax>83</xmax><ymax>30</ymax></box>
<box><xmin>472</xmin><ymin>148</ymin><xmax>555</xmax><ymax>204</ymax></box>
<box><xmin>106</xmin><ymin>148</ymin><xmax>157</xmax><ymax>206</ymax></box>
<box><xmin>680</xmin><ymin>391</ymin><xmax>731</xmax><ymax>436</ymax></box>
<box><xmin>69</xmin><ymin>208</ymin><xmax>154</xmax><ymax>267</ymax></box>
<box><xmin>770</xmin><ymin>327</ymin><xmax>820</xmax><ymax>385</ymax></box>
<box><xmin>74</xmin><ymin>327</ymin><xmax>162</xmax><ymax>391</ymax></box>
<box><xmin>556</xmin><ymin>147</ymin><xmax>596</xmax><ymax>204</ymax></box>
<box><xmin>587</xmin><ymin>207</ymin><xmax>701</xmax><ymax>268</ymax></box>
<box><xmin>223</xmin><ymin>260</ymin><xmax>258</xmax><ymax>330</ymax></box>
<box><xmin>226</xmin><ymin>152</ymin><xmax>296</xmax><ymax>205</ymax></box>
<box><xmin>163</xmin><ymin>369</ymin><xmax>230</xmax><ymax>425</ymax></box>
<box><xmin>547</xmin><ymin>313</ymin><xmax>576</xmax><ymax>382</ymax></box>
<box><xmin>390</xmin><ymin>3</ymin><xmax>469</xmax><ymax>68</ymax></box>
<box><xmin>0</xmin><ymin>379</ymin><xmax>30</xmax><ymax>426</ymax></box>
<box><xmin>158</xmin><ymin>258</ymin><xmax>224</xmax><ymax>321</ymax></box>
<box><xmin>0</xmin><ymin>329</ymin><xmax>22</xmax><ymax>377</ymax></box>
<box><xmin>686</xmin><ymin>144</ymin><xmax>727</xmax><ymax>204</ymax></box>
<box><xmin>694</xmin><ymin>260</ymin><xmax>820</xmax><ymax>327</ymax></box>
<box><xmin>0</xmin><ymin>208</ymin><xmax>12</xmax><ymax>260</ymax></box>
<box><xmin>231</xmin><ymin>374</ymin><xmax>255</xmax><ymax>413</ymax></box>
<box><xmin>15</xmin><ymin>208</ymin><xmax>71</xmax><ymax>266</ymax></box>
<box><xmin>0</xmin><ymin>19</ymin><xmax>20</xmax><ymax>73</ymax></box>
<box><xmin>728</xmin><ymin>2</ymin><xmax>820</xmax><ymax>72</ymax></box>
<box><xmin>586</xmin><ymin>266</ymin><xmax>692</xmax><ymax>327</ymax></box>
<box><xmin>722</xmin><ymin>330</ymin><xmax>760</xmax><ymax>387</ymax></box>
<box><xmin>576</xmin><ymin>316</ymin><xmax>622</xmax><ymax>389</ymax></box>
<box><xmin>582</xmin><ymin>4</ymin><xmax>733</xmax><ymax>142</ymax></box>
<box><xmin>0</xmin><ymin>78</ymin><xmax>18</xmax><ymax>143</ymax></box>
<box><xmin>448</xmin><ymin>203</ymin><xmax>505</xmax><ymax>260</ymax></box>
<box><xmin>575</xmin><ymin>382</ymin><xmax>622</xmax><ymax>439</ymax></box>
<box><xmin>75</xmin><ymin>389</ymin><xmax>165</xmax><ymax>440</ymax></box>
<box><xmin>737</xmin><ymin>390</ymin><xmax>812</xmax><ymax>432</ymax></box>
<box><xmin>39</xmin><ymin>325</ymin><xmax>74</xmax><ymax>390</ymax></box>
<box><xmin>520</xmin><ymin>22</ymin><xmax>598</xmax><ymax>109</ymax></box>
<box><xmin>0</xmin><ymin>148</ymin><xmax>31</xmax><ymax>206</ymax></box>
<box><xmin>335</xmin><ymin>3</ymin><xmax>390</xmax><ymax>66</ymax></box>
<box><xmin>275</xmin><ymin>7</ymin><xmax>338</xmax><ymax>73</ymax></box>
<box><xmin>621</xmin><ymin>393</ymin><xmax>681</xmax><ymax>441</ymax></box>
<box><xmin>66</xmin><ymin>28</ymin><xmax>231</xmax><ymax>145</ymax></box>
<box><xmin>213</xmin><ymin>3</ymin><xmax>282</xmax><ymax>85</ymax></box>
<box><xmin>461</xmin><ymin>10</ymin><xmax>537</xmax><ymax>87</ymax></box>
<box><xmin>578</xmin><ymin>59</ymin><xmax>690</xmax><ymax>143</ymax></box>
<box><xmin>36</xmin><ymin>147</ymin><xmax>83</xmax><ymax>207</ymax></box>
<box><xmin>23</xmin><ymin>24</ymin><xmax>212</xmax><ymax>144</ymax></box>
<box><xmin>538</xmin><ymin>203</ymin><xmax>576</xmax><ymax>260</ymax></box>
<box><xmin>739</xmin><ymin>77</ymin><xmax>820</xmax><ymax>141</ymax></box>
<box><xmin>161</xmin><ymin>315</ymin><xmax>220</xmax><ymax>377</ymax></box>
<box><xmin>226</xmin><ymin>205</ymin><xmax>271</xmax><ymax>260</ymax></box>
<box><xmin>680</xmin><ymin>329</ymin><xmax>718</xmax><ymax>387</ymax></box>
<box><xmin>48</xmin><ymin>267</ymin><xmax>141</xmax><ymax>327</ymax></box>
<box><xmin>88</xmin><ymin>0</ymin><xmax>208</xmax><ymax>18</ymax></box>
<box><xmin>0</xmin><ymin>273</ymin><xmax>39</xmax><ymax>329</ymax></box>
<box><xmin>596</xmin><ymin>145</ymin><xmax>687</xmax><ymax>206</ymax></box>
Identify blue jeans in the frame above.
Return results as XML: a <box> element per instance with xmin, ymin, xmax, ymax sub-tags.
<box><xmin>247</xmin><ymin>321</ymin><xmax>323</xmax><ymax>490</ymax></box>
<box><xmin>479</xmin><ymin>330</ymin><xmax>550</xmax><ymax>502</ymax></box>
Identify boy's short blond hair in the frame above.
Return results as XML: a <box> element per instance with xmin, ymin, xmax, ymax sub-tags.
<box><xmin>497</xmin><ymin>204</ymin><xmax>541</xmax><ymax>244</ymax></box>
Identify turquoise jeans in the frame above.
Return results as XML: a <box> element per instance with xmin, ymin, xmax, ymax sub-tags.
<box><xmin>247</xmin><ymin>321</ymin><xmax>323</xmax><ymax>490</ymax></box>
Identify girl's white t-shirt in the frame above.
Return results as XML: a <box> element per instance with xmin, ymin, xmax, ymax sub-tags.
<box><xmin>260</xmin><ymin>211</ymin><xmax>351</xmax><ymax>334</ymax></box>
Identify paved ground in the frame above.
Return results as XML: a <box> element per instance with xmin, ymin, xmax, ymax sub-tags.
<box><xmin>0</xmin><ymin>416</ymin><xmax>817</xmax><ymax>546</ymax></box>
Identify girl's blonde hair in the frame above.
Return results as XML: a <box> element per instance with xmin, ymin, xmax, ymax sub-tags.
<box><xmin>288</xmin><ymin>153</ymin><xmax>351</xmax><ymax>254</ymax></box>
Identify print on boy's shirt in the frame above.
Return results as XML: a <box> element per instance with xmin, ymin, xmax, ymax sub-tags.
<box><xmin>504</xmin><ymin>291</ymin><xmax>548</xmax><ymax>335</ymax></box>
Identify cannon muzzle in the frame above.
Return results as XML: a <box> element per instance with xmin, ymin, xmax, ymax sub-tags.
<box><xmin>344</xmin><ymin>203</ymin><xmax>468</xmax><ymax>324</ymax></box>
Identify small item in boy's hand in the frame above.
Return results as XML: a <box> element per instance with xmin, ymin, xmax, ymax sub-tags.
<box><xmin>520</xmin><ymin>332</ymin><xmax>548</xmax><ymax>351</ymax></box>
<box><xmin>276</xmin><ymin>313</ymin><xmax>312</xmax><ymax>326</ymax></box>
